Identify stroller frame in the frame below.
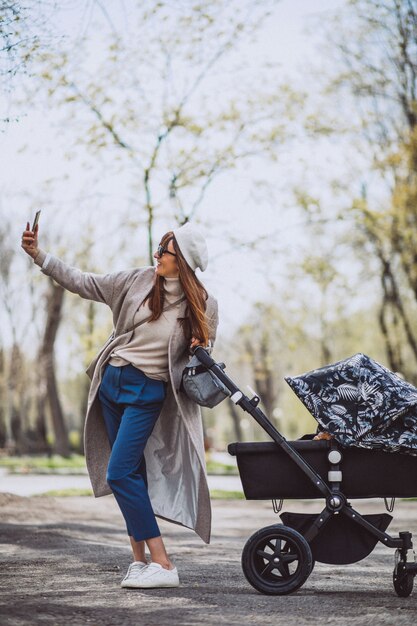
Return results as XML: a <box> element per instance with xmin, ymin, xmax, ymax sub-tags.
<box><xmin>194</xmin><ymin>347</ymin><xmax>417</xmax><ymax>596</ymax></box>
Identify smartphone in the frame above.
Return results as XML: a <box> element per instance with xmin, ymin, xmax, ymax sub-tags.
<box><xmin>31</xmin><ymin>210</ymin><xmax>41</xmax><ymax>231</ymax></box>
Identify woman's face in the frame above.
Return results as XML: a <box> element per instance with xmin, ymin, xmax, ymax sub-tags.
<box><xmin>154</xmin><ymin>238</ymin><xmax>179</xmax><ymax>278</ymax></box>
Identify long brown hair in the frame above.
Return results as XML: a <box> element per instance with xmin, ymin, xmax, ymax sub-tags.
<box><xmin>142</xmin><ymin>231</ymin><xmax>209</xmax><ymax>345</ymax></box>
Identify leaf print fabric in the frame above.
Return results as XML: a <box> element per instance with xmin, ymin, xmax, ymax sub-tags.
<box><xmin>285</xmin><ymin>353</ymin><xmax>417</xmax><ymax>455</ymax></box>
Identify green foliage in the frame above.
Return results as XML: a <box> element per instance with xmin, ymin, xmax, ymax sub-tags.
<box><xmin>68</xmin><ymin>429</ymin><xmax>81</xmax><ymax>450</ymax></box>
<box><xmin>34</xmin><ymin>487</ymin><xmax>244</xmax><ymax>499</ymax></box>
<box><xmin>306</xmin><ymin>0</ymin><xmax>417</xmax><ymax>382</ymax></box>
<box><xmin>209</xmin><ymin>489</ymin><xmax>244</xmax><ymax>499</ymax></box>
<box><xmin>25</xmin><ymin>1</ymin><xmax>296</xmax><ymax>263</ymax></box>
<box><xmin>205</xmin><ymin>459</ymin><xmax>238</xmax><ymax>475</ymax></box>
<box><xmin>221</xmin><ymin>296</ymin><xmax>388</xmax><ymax>442</ymax></box>
<box><xmin>0</xmin><ymin>454</ymin><xmax>86</xmax><ymax>472</ymax></box>
<box><xmin>34</xmin><ymin>488</ymin><xmax>93</xmax><ymax>497</ymax></box>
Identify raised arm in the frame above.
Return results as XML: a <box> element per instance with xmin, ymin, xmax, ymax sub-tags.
<box><xmin>21</xmin><ymin>222</ymin><xmax>137</xmax><ymax>307</ymax></box>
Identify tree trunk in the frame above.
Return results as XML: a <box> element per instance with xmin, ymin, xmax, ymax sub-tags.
<box><xmin>0</xmin><ymin>347</ymin><xmax>6</xmax><ymax>448</ymax></box>
<box><xmin>39</xmin><ymin>279</ymin><xmax>70</xmax><ymax>457</ymax></box>
<box><xmin>253</xmin><ymin>337</ymin><xmax>276</xmax><ymax>419</ymax></box>
<box><xmin>228</xmin><ymin>401</ymin><xmax>243</xmax><ymax>442</ymax></box>
<box><xmin>8</xmin><ymin>343</ymin><xmax>28</xmax><ymax>454</ymax></box>
<box><xmin>376</xmin><ymin>253</ymin><xmax>417</xmax><ymax>383</ymax></box>
<box><xmin>33</xmin><ymin>357</ymin><xmax>51</xmax><ymax>455</ymax></box>
<box><xmin>243</xmin><ymin>334</ymin><xmax>278</xmax><ymax>428</ymax></box>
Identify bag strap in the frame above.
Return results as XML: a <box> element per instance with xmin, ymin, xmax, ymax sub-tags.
<box><xmin>118</xmin><ymin>295</ymin><xmax>186</xmax><ymax>337</ymax></box>
<box><xmin>185</xmin><ymin>362</ymin><xmax>226</xmax><ymax>376</ymax></box>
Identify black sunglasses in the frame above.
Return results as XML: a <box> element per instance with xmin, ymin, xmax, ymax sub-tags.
<box><xmin>157</xmin><ymin>243</ymin><xmax>176</xmax><ymax>258</ymax></box>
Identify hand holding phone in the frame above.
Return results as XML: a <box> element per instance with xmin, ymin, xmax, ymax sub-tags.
<box><xmin>21</xmin><ymin>210</ymin><xmax>41</xmax><ymax>259</ymax></box>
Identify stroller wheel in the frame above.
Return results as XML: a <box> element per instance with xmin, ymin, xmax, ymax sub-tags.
<box><xmin>241</xmin><ymin>524</ymin><xmax>313</xmax><ymax>595</ymax></box>
<box><xmin>393</xmin><ymin>562</ymin><xmax>414</xmax><ymax>597</ymax></box>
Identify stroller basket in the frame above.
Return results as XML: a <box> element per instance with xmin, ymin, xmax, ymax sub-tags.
<box><xmin>280</xmin><ymin>511</ymin><xmax>392</xmax><ymax>564</ymax></box>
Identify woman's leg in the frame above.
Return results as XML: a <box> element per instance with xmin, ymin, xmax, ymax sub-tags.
<box><xmin>99</xmin><ymin>364</ymin><xmax>171</xmax><ymax>564</ymax></box>
<box><xmin>100</xmin><ymin>369</ymin><xmax>149</xmax><ymax>561</ymax></box>
<box><xmin>105</xmin><ymin>401</ymin><xmax>162</xmax><ymax>541</ymax></box>
<box><xmin>130</xmin><ymin>535</ymin><xmax>174</xmax><ymax>569</ymax></box>
<box><xmin>129</xmin><ymin>537</ymin><xmax>146</xmax><ymax>563</ymax></box>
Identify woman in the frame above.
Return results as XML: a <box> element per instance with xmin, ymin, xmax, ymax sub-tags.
<box><xmin>21</xmin><ymin>220</ymin><xmax>219</xmax><ymax>589</ymax></box>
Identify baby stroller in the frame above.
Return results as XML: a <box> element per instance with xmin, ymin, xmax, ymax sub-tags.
<box><xmin>193</xmin><ymin>347</ymin><xmax>417</xmax><ymax>596</ymax></box>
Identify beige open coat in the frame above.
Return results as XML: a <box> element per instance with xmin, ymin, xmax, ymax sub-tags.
<box><xmin>34</xmin><ymin>250</ymin><xmax>219</xmax><ymax>543</ymax></box>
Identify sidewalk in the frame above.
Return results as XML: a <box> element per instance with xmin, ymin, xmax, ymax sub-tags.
<box><xmin>0</xmin><ymin>493</ymin><xmax>416</xmax><ymax>625</ymax></box>
<box><xmin>0</xmin><ymin>468</ymin><xmax>242</xmax><ymax>496</ymax></box>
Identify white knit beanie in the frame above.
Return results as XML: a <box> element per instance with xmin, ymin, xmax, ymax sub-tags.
<box><xmin>172</xmin><ymin>222</ymin><xmax>208</xmax><ymax>272</ymax></box>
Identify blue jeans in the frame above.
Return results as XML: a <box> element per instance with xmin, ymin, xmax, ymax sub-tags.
<box><xmin>98</xmin><ymin>363</ymin><xmax>167</xmax><ymax>542</ymax></box>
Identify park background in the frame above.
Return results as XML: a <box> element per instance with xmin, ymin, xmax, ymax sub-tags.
<box><xmin>1</xmin><ymin>0</ymin><xmax>416</xmax><ymax>465</ymax></box>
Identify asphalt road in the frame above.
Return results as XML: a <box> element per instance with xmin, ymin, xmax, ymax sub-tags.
<box><xmin>0</xmin><ymin>493</ymin><xmax>416</xmax><ymax>625</ymax></box>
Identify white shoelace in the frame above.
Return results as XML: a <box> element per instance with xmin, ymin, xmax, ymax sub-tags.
<box><xmin>124</xmin><ymin>562</ymin><xmax>147</xmax><ymax>579</ymax></box>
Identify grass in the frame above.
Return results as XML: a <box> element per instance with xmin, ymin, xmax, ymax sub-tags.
<box><xmin>35</xmin><ymin>488</ymin><xmax>244</xmax><ymax>499</ymax></box>
<box><xmin>0</xmin><ymin>455</ymin><xmax>238</xmax><ymax>476</ymax></box>
<box><xmin>34</xmin><ymin>488</ymin><xmax>94</xmax><ymax>497</ymax></box>
<box><xmin>210</xmin><ymin>489</ymin><xmax>244</xmax><ymax>499</ymax></box>
<box><xmin>0</xmin><ymin>454</ymin><xmax>87</xmax><ymax>474</ymax></box>
<box><xmin>205</xmin><ymin>459</ymin><xmax>238</xmax><ymax>475</ymax></box>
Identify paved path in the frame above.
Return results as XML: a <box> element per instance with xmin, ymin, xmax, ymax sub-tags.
<box><xmin>0</xmin><ymin>493</ymin><xmax>416</xmax><ymax>625</ymax></box>
<box><xmin>0</xmin><ymin>468</ymin><xmax>242</xmax><ymax>496</ymax></box>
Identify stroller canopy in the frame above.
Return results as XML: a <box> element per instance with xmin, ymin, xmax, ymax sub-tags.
<box><xmin>285</xmin><ymin>353</ymin><xmax>417</xmax><ymax>455</ymax></box>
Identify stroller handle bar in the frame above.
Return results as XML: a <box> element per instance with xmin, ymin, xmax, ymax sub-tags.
<box><xmin>193</xmin><ymin>346</ymin><xmax>333</xmax><ymax>499</ymax></box>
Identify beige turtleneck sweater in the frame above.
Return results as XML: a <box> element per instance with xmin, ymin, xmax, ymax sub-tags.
<box><xmin>107</xmin><ymin>276</ymin><xmax>184</xmax><ymax>382</ymax></box>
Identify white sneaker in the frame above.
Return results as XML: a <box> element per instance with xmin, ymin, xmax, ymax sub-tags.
<box><xmin>124</xmin><ymin>562</ymin><xmax>180</xmax><ymax>588</ymax></box>
<box><xmin>120</xmin><ymin>561</ymin><xmax>148</xmax><ymax>588</ymax></box>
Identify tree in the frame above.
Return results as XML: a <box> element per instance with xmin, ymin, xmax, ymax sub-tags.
<box><xmin>0</xmin><ymin>1</ymin><xmax>50</xmax><ymax>124</ymax></box>
<box><xmin>227</xmin><ymin>301</ymin><xmax>311</xmax><ymax>440</ymax></box>
<box><xmin>3</xmin><ymin>0</ymin><xmax>303</xmax><ymax>454</ymax></box>
<box><xmin>30</xmin><ymin>0</ymin><xmax>296</xmax><ymax>262</ymax></box>
<box><xmin>0</xmin><ymin>221</ymin><xmax>27</xmax><ymax>452</ymax></box>
<box><xmin>311</xmin><ymin>0</ymin><xmax>417</xmax><ymax>381</ymax></box>
<box><xmin>38</xmin><ymin>279</ymin><xmax>70</xmax><ymax>456</ymax></box>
